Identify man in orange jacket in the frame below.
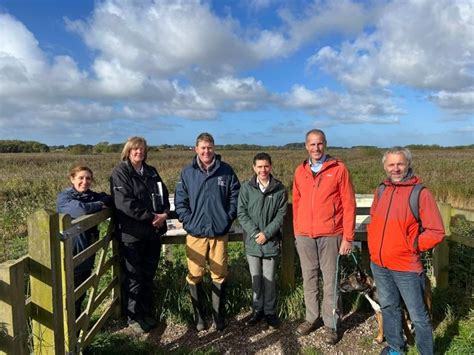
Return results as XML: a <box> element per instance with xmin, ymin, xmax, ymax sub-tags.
<box><xmin>368</xmin><ymin>147</ymin><xmax>445</xmax><ymax>355</ymax></box>
<box><xmin>292</xmin><ymin>129</ymin><xmax>356</xmax><ymax>344</ymax></box>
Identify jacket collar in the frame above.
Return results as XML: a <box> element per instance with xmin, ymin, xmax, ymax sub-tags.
<box><xmin>192</xmin><ymin>154</ymin><xmax>222</xmax><ymax>174</ymax></box>
<box><xmin>249</xmin><ymin>174</ymin><xmax>282</xmax><ymax>194</ymax></box>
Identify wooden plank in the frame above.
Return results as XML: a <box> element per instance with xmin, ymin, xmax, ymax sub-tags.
<box><xmin>91</xmin><ymin>277</ymin><xmax>119</xmax><ymax>312</ymax></box>
<box><xmin>280</xmin><ymin>205</ymin><xmax>295</xmax><ymax>289</ymax></box>
<box><xmin>72</xmin><ymin>237</ymin><xmax>107</xmax><ymax>269</ymax></box>
<box><xmin>81</xmin><ymin>297</ymin><xmax>119</xmax><ymax>349</ymax></box>
<box><xmin>451</xmin><ymin>207</ymin><xmax>474</xmax><ymax>222</ymax></box>
<box><xmin>58</xmin><ymin>214</ymin><xmax>78</xmax><ymax>353</ymax></box>
<box><xmin>432</xmin><ymin>203</ymin><xmax>451</xmax><ymax>289</ymax></box>
<box><xmin>448</xmin><ymin>233</ymin><xmax>474</xmax><ymax>248</ymax></box>
<box><xmin>60</xmin><ymin>208</ymin><xmax>112</xmax><ymax>241</ymax></box>
<box><xmin>77</xmin><ymin>230</ymin><xmax>113</xmax><ymax>344</ymax></box>
<box><xmin>27</xmin><ymin>210</ymin><xmax>64</xmax><ymax>354</ymax></box>
<box><xmin>0</xmin><ymin>257</ymin><xmax>29</xmax><ymax>355</ymax></box>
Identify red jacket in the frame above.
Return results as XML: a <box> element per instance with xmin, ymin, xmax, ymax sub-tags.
<box><xmin>292</xmin><ymin>157</ymin><xmax>356</xmax><ymax>241</ymax></box>
<box><xmin>367</xmin><ymin>176</ymin><xmax>445</xmax><ymax>272</ymax></box>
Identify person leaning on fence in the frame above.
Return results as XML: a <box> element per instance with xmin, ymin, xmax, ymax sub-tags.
<box><xmin>237</xmin><ymin>152</ymin><xmax>287</xmax><ymax>328</ymax></box>
<box><xmin>292</xmin><ymin>129</ymin><xmax>356</xmax><ymax>344</ymax></box>
<box><xmin>110</xmin><ymin>137</ymin><xmax>170</xmax><ymax>334</ymax></box>
<box><xmin>368</xmin><ymin>147</ymin><xmax>445</xmax><ymax>355</ymax></box>
<box><xmin>175</xmin><ymin>132</ymin><xmax>240</xmax><ymax>331</ymax></box>
<box><xmin>56</xmin><ymin>165</ymin><xmax>113</xmax><ymax>318</ymax></box>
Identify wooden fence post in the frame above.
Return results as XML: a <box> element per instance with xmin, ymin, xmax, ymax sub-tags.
<box><xmin>432</xmin><ymin>203</ymin><xmax>451</xmax><ymax>289</ymax></box>
<box><xmin>0</xmin><ymin>257</ymin><xmax>29</xmax><ymax>354</ymax></box>
<box><xmin>280</xmin><ymin>204</ymin><xmax>295</xmax><ymax>290</ymax></box>
<box><xmin>27</xmin><ymin>210</ymin><xmax>65</xmax><ymax>354</ymax></box>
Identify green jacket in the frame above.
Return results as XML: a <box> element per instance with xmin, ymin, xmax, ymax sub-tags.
<box><xmin>237</xmin><ymin>175</ymin><xmax>288</xmax><ymax>257</ymax></box>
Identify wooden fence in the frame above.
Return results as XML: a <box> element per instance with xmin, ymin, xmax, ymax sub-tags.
<box><xmin>0</xmin><ymin>197</ymin><xmax>472</xmax><ymax>354</ymax></box>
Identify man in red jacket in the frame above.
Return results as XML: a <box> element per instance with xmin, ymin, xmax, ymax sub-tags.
<box><xmin>368</xmin><ymin>147</ymin><xmax>445</xmax><ymax>355</ymax></box>
<box><xmin>292</xmin><ymin>129</ymin><xmax>356</xmax><ymax>344</ymax></box>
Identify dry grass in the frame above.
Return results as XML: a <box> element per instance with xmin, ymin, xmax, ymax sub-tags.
<box><xmin>1</xmin><ymin>147</ymin><xmax>473</xmax><ymax>262</ymax></box>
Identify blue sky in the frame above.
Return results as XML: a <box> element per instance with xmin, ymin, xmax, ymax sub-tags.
<box><xmin>0</xmin><ymin>0</ymin><xmax>472</xmax><ymax>147</ymax></box>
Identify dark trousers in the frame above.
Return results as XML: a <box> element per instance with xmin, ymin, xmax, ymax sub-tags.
<box><xmin>120</xmin><ymin>237</ymin><xmax>161</xmax><ymax>322</ymax></box>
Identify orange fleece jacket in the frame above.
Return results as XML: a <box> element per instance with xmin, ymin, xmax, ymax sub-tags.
<box><xmin>292</xmin><ymin>157</ymin><xmax>356</xmax><ymax>241</ymax></box>
<box><xmin>367</xmin><ymin>176</ymin><xmax>445</xmax><ymax>272</ymax></box>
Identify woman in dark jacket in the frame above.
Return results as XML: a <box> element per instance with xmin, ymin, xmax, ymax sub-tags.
<box><xmin>237</xmin><ymin>152</ymin><xmax>287</xmax><ymax>328</ymax></box>
<box><xmin>110</xmin><ymin>136</ymin><xmax>170</xmax><ymax>333</ymax></box>
<box><xmin>56</xmin><ymin>165</ymin><xmax>112</xmax><ymax>318</ymax></box>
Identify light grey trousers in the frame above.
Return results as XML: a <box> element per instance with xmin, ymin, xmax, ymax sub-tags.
<box><xmin>246</xmin><ymin>254</ymin><xmax>278</xmax><ymax>315</ymax></box>
<box><xmin>295</xmin><ymin>235</ymin><xmax>342</xmax><ymax>328</ymax></box>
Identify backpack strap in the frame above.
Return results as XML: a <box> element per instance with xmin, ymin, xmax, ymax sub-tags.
<box><xmin>409</xmin><ymin>184</ymin><xmax>425</xmax><ymax>232</ymax></box>
<box><xmin>409</xmin><ymin>184</ymin><xmax>425</xmax><ymax>250</ymax></box>
<box><xmin>376</xmin><ymin>183</ymin><xmax>385</xmax><ymax>202</ymax></box>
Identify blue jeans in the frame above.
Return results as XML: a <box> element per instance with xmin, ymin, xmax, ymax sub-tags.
<box><xmin>371</xmin><ymin>262</ymin><xmax>433</xmax><ymax>355</ymax></box>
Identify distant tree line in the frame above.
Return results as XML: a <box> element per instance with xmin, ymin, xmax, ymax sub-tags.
<box><xmin>0</xmin><ymin>140</ymin><xmax>49</xmax><ymax>153</ymax></box>
<box><xmin>1</xmin><ymin>140</ymin><xmax>472</xmax><ymax>154</ymax></box>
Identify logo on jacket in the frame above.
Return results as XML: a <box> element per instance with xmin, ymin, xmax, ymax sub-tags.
<box><xmin>217</xmin><ymin>176</ymin><xmax>226</xmax><ymax>186</ymax></box>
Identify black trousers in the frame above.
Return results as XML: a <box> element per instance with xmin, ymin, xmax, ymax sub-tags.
<box><xmin>120</xmin><ymin>237</ymin><xmax>161</xmax><ymax>322</ymax></box>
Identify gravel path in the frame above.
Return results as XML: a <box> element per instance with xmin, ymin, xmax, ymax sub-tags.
<box><xmin>117</xmin><ymin>311</ymin><xmax>388</xmax><ymax>354</ymax></box>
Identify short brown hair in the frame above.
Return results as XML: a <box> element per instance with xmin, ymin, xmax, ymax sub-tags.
<box><xmin>120</xmin><ymin>136</ymin><xmax>148</xmax><ymax>161</ymax></box>
<box><xmin>195</xmin><ymin>132</ymin><xmax>214</xmax><ymax>146</ymax></box>
<box><xmin>69</xmin><ymin>165</ymin><xmax>94</xmax><ymax>181</ymax></box>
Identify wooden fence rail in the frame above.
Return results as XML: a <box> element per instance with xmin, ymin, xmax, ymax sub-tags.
<box><xmin>0</xmin><ymin>196</ymin><xmax>472</xmax><ymax>354</ymax></box>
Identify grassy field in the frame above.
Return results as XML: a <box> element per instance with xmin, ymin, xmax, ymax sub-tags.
<box><xmin>1</xmin><ymin>147</ymin><xmax>473</xmax><ymax>262</ymax></box>
<box><xmin>1</xmin><ymin>147</ymin><xmax>472</xmax><ymax>353</ymax></box>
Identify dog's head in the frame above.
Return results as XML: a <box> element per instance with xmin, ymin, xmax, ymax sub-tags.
<box><xmin>339</xmin><ymin>267</ymin><xmax>373</xmax><ymax>294</ymax></box>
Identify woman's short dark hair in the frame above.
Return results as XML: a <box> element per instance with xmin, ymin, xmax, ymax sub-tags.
<box><xmin>253</xmin><ymin>152</ymin><xmax>272</xmax><ymax>165</ymax></box>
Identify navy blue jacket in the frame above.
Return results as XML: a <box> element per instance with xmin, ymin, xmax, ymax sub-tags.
<box><xmin>175</xmin><ymin>155</ymin><xmax>240</xmax><ymax>237</ymax></box>
<box><xmin>110</xmin><ymin>160</ymin><xmax>170</xmax><ymax>242</ymax></box>
<box><xmin>56</xmin><ymin>187</ymin><xmax>112</xmax><ymax>273</ymax></box>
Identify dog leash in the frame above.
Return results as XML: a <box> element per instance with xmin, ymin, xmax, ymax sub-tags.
<box><xmin>332</xmin><ymin>252</ymin><xmax>359</xmax><ymax>331</ymax></box>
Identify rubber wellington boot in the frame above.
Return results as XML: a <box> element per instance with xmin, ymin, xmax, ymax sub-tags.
<box><xmin>188</xmin><ymin>282</ymin><xmax>207</xmax><ymax>331</ymax></box>
<box><xmin>211</xmin><ymin>281</ymin><xmax>225</xmax><ymax>331</ymax></box>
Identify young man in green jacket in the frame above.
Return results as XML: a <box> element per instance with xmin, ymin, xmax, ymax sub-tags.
<box><xmin>237</xmin><ymin>152</ymin><xmax>288</xmax><ymax>327</ymax></box>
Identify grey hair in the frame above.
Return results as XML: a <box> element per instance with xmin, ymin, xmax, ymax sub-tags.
<box><xmin>382</xmin><ymin>146</ymin><xmax>412</xmax><ymax>168</ymax></box>
<box><xmin>305</xmin><ymin>129</ymin><xmax>327</xmax><ymax>145</ymax></box>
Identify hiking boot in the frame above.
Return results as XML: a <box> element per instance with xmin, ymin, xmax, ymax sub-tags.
<box><xmin>265</xmin><ymin>314</ymin><xmax>280</xmax><ymax>328</ymax></box>
<box><xmin>128</xmin><ymin>319</ymin><xmax>152</xmax><ymax>334</ymax></box>
<box><xmin>380</xmin><ymin>346</ymin><xmax>402</xmax><ymax>355</ymax></box>
<box><xmin>323</xmin><ymin>327</ymin><xmax>340</xmax><ymax>345</ymax></box>
<box><xmin>296</xmin><ymin>319</ymin><xmax>320</xmax><ymax>336</ymax></box>
<box><xmin>144</xmin><ymin>315</ymin><xmax>158</xmax><ymax>329</ymax></box>
<box><xmin>246</xmin><ymin>311</ymin><xmax>264</xmax><ymax>326</ymax></box>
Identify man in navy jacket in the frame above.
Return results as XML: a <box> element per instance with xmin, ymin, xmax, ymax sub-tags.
<box><xmin>175</xmin><ymin>132</ymin><xmax>240</xmax><ymax>331</ymax></box>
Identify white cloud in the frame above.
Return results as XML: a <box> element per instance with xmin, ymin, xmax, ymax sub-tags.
<box><xmin>282</xmin><ymin>85</ymin><xmax>401</xmax><ymax>123</ymax></box>
<box><xmin>309</xmin><ymin>0</ymin><xmax>474</xmax><ymax>115</ymax></box>
<box><xmin>250</xmin><ymin>0</ymin><xmax>372</xmax><ymax>60</ymax></box>
<box><xmin>430</xmin><ymin>89</ymin><xmax>474</xmax><ymax>115</ymax></box>
<box><xmin>66</xmin><ymin>0</ymin><xmax>257</xmax><ymax>77</ymax></box>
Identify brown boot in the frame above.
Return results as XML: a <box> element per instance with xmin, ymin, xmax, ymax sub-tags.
<box><xmin>323</xmin><ymin>326</ymin><xmax>340</xmax><ymax>345</ymax></box>
<box><xmin>296</xmin><ymin>319</ymin><xmax>321</xmax><ymax>336</ymax></box>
